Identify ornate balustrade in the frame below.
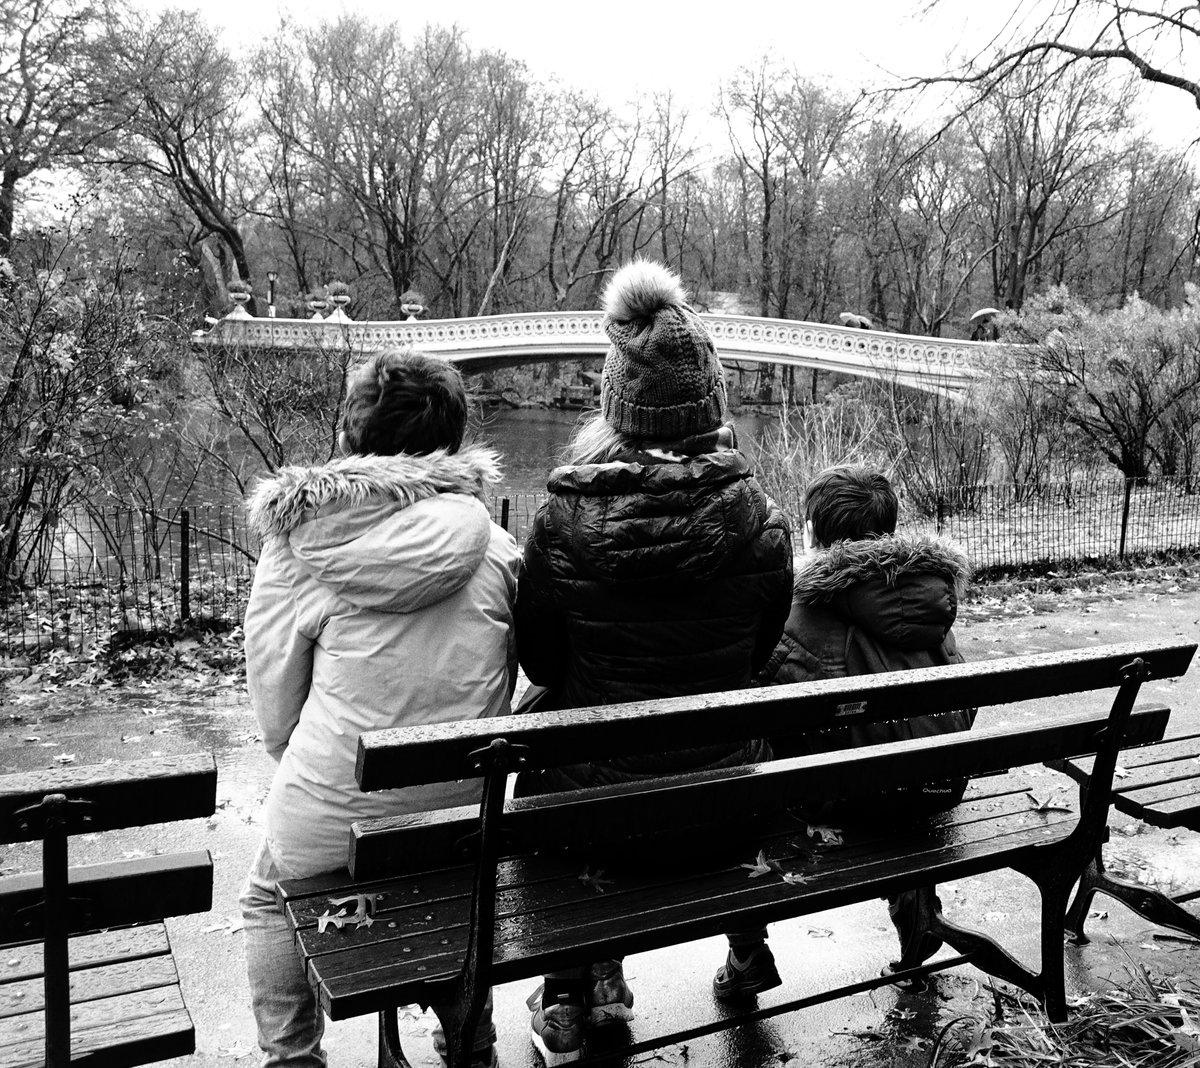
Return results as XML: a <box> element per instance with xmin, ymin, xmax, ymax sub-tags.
<box><xmin>191</xmin><ymin>310</ymin><xmax>998</xmax><ymax>394</ymax></box>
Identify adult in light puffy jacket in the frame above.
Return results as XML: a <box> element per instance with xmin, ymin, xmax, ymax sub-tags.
<box><xmin>239</xmin><ymin>350</ymin><xmax>519</xmax><ymax>1068</ymax></box>
<box><xmin>756</xmin><ymin>464</ymin><xmax>975</xmax><ymax>986</ymax></box>
<box><xmin>515</xmin><ymin>260</ymin><xmax>794</xmax><ymax>1065</ymax></box>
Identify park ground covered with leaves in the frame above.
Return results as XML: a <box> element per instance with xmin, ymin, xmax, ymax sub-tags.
<box><xmin>931</xmin><ymin>968</ymin><xmax>1200</xmax><ymax>1067</ymax></box>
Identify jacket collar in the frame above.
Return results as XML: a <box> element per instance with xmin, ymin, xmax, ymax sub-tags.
<box><xmin>246</xmin><ymin>447</ymin><xmax>502</xmax><ymax>539</ymax></box>
<box><xmin>795</xmin><ymin>532</ymin><xmax>971</xmax><ymax>604</ymax></box>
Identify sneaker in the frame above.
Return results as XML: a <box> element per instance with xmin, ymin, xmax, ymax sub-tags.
<box><xmin>587</xmin><ymin>960</ymin><xmax>634</xmax><ymax>1025</ymax></box>
<box><xmin>527</xmin><ymin>982</ymin><xmax>586</xmax><ymax>1065</ymax></box>
<box><xmin>712</xmin><ymin>943</ymin><xmax>782</xmax><ymax>1001</ymax></box>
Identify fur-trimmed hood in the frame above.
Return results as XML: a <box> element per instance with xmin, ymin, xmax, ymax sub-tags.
<box><xmin>245</xmin><ymin>447</ymin><xmax>505</xmax><ymax>614</ymax></box>
<box><xmin>792</xmin><ymin>533</ymin><xmax>969</xmax><ymax>652</ymax></box>
<box><xmin>796</xmin><ymin>532</ymin><xmax>971</xmax><ymax>604</ymax></box>
<box><xmin>247</xmin><ymin>447</ymin><xmax>501</xmax><ymax>539</ymax></box>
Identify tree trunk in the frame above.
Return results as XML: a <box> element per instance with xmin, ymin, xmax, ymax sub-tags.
<box><xmin>0</xmin><ymin>169</ymin><xmax>17</xmax><ymax>258</ymax></box>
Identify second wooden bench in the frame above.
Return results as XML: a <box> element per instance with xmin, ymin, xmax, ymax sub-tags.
<box><xmin>0</xmin><ymin>754</ymin><xmax>217</xmax><ymax>1068</ymax></box>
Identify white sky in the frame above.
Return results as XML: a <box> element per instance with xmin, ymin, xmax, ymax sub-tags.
<box><xmin>145</xmin><ymin>0</ymin><xmax>1200</xmax><ymax>143</ymax></box>
<box><xmin>200</xmin><ymin>0</ymin><xmax>978</xmax><ymax>100</ymax></box>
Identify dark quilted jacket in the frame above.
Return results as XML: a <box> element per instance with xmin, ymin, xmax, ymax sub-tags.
<box><xmin>515</xmin><ymin>448</ymin><xmax>793</xmax><ymax>793</ymax></box>
<box><xmin>758</xmin><ymin>533</ymin><xmax>976</xmax><ymax>773</ymax></box>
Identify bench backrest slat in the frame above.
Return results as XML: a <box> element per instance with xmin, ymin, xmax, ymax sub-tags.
<box><xmin>0</xmin><ymin>755</ymin><xmax>218</xmax><ymax>844</ymax></box>
<box><xmin>349</xmin><ymin>704</ymin><xmax>1170</xmax><ymax>879</ymax></box>
<box><xmin>0</xmin><ymin>852</ymin><xmax>213</xmax><ymax>941</ymax></box>
<box><xmin>357</xmin><ymin>642</ymin><xmax>1195</xmax><ymax>790</ymax></box>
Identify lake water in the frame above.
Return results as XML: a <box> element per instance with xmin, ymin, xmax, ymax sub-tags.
<box><xmin>466</xmin><ymin>406</ymin><xmax>786</xmax><ymax>498</ymax></box>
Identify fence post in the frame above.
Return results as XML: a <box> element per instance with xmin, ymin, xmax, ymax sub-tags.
<box><xmin>180</xmin><ymin>508</ymin><xmax>191</xmax><ymax>623</ymax></box>
<box><xmin>500</xmin><ymin>497</ymin><xmax>510</xmax><ymax>533</ymax></box>
<box><xmin>1118</xmin><ymin>477</ymin><xmax>1134</xmax><ymax>560</ymax></box>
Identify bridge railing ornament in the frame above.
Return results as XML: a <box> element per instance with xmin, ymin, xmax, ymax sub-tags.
<box><xmin>190</xmin><ymin>310</ymin><xmax>998</xmax><ymax>396</ymax></box>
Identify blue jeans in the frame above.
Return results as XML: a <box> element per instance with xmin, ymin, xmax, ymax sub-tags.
<box><xmin>239</xmin><ymin>839</ymin><xmax>495</xmax><ymax>1067</ymax></box>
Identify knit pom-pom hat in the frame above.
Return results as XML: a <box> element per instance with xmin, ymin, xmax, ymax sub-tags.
<box><xmin>599</xmin><ymin>260</ymin><xmax>727</xmax><ymax>440</ymax></box>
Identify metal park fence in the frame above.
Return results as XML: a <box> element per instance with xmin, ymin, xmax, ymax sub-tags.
<box><xmin>2</xmin><ymin>477</ymin><xmax>1199</xmax><ymax>658</ymax></box>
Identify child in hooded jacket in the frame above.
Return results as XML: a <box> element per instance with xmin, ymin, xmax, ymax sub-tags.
<box><xmin>757</xmin><ymin>464</ymin><xmax>975</xmax><ymax>978</ymax></box>
<box><xmin>239</xmin><ymin>350</ymin><xmax>519</xmax><ymax>1068</ymax></box>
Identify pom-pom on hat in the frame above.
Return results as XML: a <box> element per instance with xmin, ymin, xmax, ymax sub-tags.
<box><xmin>600</xmin><ymin>260</ymin><xmax>727</xmax><ymax>440</ymax></box>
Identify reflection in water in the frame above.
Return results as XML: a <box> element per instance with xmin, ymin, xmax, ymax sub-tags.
<box><xmin>469</xmin><ymin>406</ymin><xmax>785</xmax><ymax>499</ymax></box>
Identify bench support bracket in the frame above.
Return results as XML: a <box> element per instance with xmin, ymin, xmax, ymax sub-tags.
<box><xmin>378</xmin><ymin>738</ymin><xmax>530</xmax><ymax>1068</ymax></box>
<box><xmin>1066</xmin><ymin>846</ymin><xmax>1200</xmax><ymax>944</ymax></box>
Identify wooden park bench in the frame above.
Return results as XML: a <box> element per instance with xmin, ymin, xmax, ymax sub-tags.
<box><xmin>1051</xmin><ymin>730</ymin><xmax>1200</xmax><ymax>943</ymax></box>
<box><xmin>276</xmin><ymin>641</ymin><xmax>1195</xmax><ymax>1068</ymax></box>
<box><xmin>0</xmin><ymin>754</ymin><xmax>217</xmax><ymax>1068</ymax></box>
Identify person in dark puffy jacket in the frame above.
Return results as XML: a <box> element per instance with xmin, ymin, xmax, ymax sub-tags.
<box><xmin>515</xmin><ymin>260</ymin><xmax>793</xmax><ymax>1065</ymax></box>
<box><xmin>756</xmin><ymin>463</ymin><xmax>975</xmax><ymax>985</ymax></box>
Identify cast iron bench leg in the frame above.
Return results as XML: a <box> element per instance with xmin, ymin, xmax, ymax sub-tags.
<box><xmin>1067</xmin><ymin>846</ymin><xmax>1200</xmax><ymax>944</ymax></box>
<box><xmin>378</xmin><ymin>1008</ymin><xmax>415</xmax><ymax>1068</ymax></box>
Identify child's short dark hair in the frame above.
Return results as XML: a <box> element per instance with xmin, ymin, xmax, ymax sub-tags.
<box><xmin>341</xmin><ymin>349</ymin><xmax>467</xmax><ymax>456</ymax></box>
<box><xmin>805</xmin><ymin>465</ymin><xmax>898</xmax><ymax>544</ymax></box>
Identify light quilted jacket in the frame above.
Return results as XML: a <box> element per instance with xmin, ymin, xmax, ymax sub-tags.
<box><xmin>244</xmin><ymin>447</ymin><xmax>520</xmax><ymax>877</ymax></box>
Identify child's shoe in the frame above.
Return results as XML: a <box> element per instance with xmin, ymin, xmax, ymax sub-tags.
<box><xmin>712</xmin><ymin>942</ymin><xmax>782</xmax><ymax>1000</ymax></box>
<box><xmin>587</xmin><ymin>959</ymin><xmax>634</xmax><ymax>1024</ymax></box>
<box><xmin>887</xmin><ymin>888</ymin><xmax>944</xmax><ymax>965</ymax></box>
<box><xmin>527</xmin><ymin>981</ymin><xmax>587</xmax><ymax>1065</ymax></box>
<box><xmin>883</xmin><ymin>887</ymin><xmax>944</xmax><ymax>989</ymax></box>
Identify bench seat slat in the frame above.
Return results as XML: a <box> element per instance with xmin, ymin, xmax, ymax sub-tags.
<box><xmin>1134</xmin><ymin>792</ymin><xmax>1200</xmax><ymax>828</ymax></box>
<box><xmin>356</xmin><ymin>642</ymin><xmax>1194</xmax><ymax>789</ymax></box>
<box><xmin>305</xmin><ymin>809</ymin><xmax>1076</xmax><ymax>1019</ymax></box>
<box><xmin>0</xmin><ymin>953</ymin><xmax>179</xmax><ymax>1019</ymax></box>
<box><xmin>0</xmin><ymin>755</ymin><xmax>217</xmax><ymax>843</ymax></box>
<box><xmin>1052</xmin><ymin>735</ymin><xmax>1200</xmax><ymax>831</ymax></box>
<box><xmin>0</xmin><ymin>924</ymin><xmax>171</xmax><ymax>984</ymax></box>
<box><xmin>348</xmin><ymin>708</ymin><xmax>1167</xmax><ymax>880</ymax></box>
<box><xmin>1056</xmin><ymin>734</ymin><xmax>1200</xmax><ymax>780</ymax></box>
<box><xmin>0</xmin><ymin>852</ymin><xmax>213</xmax><ymax>940</ymax></box>
<box><xmin>284</xmin><ymin>784</ymin><xmax>1045</xmax><ymax>937</ymax></box>
<box><xmin>0</xmin><ymin>986</ymin><xmax>194</xmax><ymax>1068</ymax></box>
<box><xmin>290</xmin><ymin>795</ymin><xmax>1077</xmax><ymax>1019</ymax></box>
<box><xmin>317</xmin><ymin>795</ymin><xmax>1070</xmax><ymax>972</ymax></box>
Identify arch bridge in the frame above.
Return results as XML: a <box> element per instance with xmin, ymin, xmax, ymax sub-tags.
<box><xmin>192</xmin><ymin>310</ymin><xmax>998</xmax><ymax>396</ymax></box>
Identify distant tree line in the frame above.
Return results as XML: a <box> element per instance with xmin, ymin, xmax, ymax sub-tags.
<box><xmin>3</xmin><ymin>2</ymin><xmax>1198</xmax><ymax>327</ymax></box>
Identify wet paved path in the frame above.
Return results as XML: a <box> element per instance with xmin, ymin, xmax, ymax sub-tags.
<box><xmin>1</xmin><ymin>573</ymin><xmax>1198</xmax><ymax>1067</ymax></box>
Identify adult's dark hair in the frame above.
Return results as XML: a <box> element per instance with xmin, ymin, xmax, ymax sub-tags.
<box><xmin>804</xmin><ymin>465</ymin><xmax>898</xmax><ymax>544</ymax></box>
<box><xmin>341</xmin><ymin>349</ymin><xmax>467</xmax><ymax>456</ymax></box>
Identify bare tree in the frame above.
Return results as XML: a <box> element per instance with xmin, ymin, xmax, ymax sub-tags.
<box><xmin>721</xmin><ymin>62</ymin><xmax>864</xmax><ymax>319</ymax></box>
<box><xmin>0</xmin><ymin>0</ymin><xmax>116</xmax><ymax>253</ymax></box>
<box><xmin>101</xmin><ymin>10</ymin><xmax>258</xmax><ymax>309</ymax></box>
<box><xmin>924</xmin><ymin>0</ymin><xmax>1200</xmax><ymax>113</ymax></box>
<box><xmin>964</xmin><ymin>60</ymin><xmax>1134</xmax><ymax>311</ymax></box>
